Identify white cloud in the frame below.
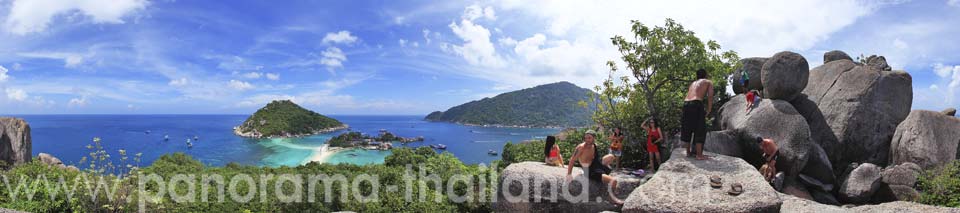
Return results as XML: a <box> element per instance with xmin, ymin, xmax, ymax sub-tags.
<box><xmin>950</xmin><ymin>0</ymin><xmax>960</xmax><ymax>7</ymax></box>
<box><xmin>168</xmin><ymin>77</ymin><xmax>189</xmax><ymax>86</ymax></box>
<box><xmin>0</xmin><ymin>66</ymin><xmax>9</xmax><ymax>82</ymax></box>
<box><xmin>265</xmin><ymin>73</ymin><xmax>280</xmax><ymax>80</ymax></box>
<box><xmin>399</xmin><ymin>39</ymin><xmax>408</xmax><ymax>47</ymax></box>
<box><xmin>68</xmin><ymin>97</ymin><xmax>87</xmax><ymax>107</ymax></box>
<box><xmin>893</xmin><ymin>38</ymin><xmax>908</xmax><ymax>49</ymax></box>
<box><xmin>463</xmin><ymin>4</ymin><xmax>496</xmax><ymax>21</ymax></box>
<box><xmin>322</xmin><ymin>30</ymin><xmax>358</xmax><ymax>45</ymax></box>
<box><xmin>228</xmin><ymin>79</ymin><xmax>254</xmax><ymax>91</ymax></box>
<box><xmin>4</xmin><ymin>0</ymin><xmax>149</xmax><ymax>35</ymax></box>
<box><xmin>241</xmin><ymin>72</ymin><xmax>262</xmax><ymax>79</ymax></box>
<box><xmin>320</xmin><ymin>47</ymin><xmax>347</xmax><ymax>70</ymax></box>
<box><xmin>5</xmin><ymin>88</ymin><xmax>28</xmax><ymax>101</ymax></box>
<box><xmin>17</xmin><ymin>52</ymin><xmax>85</xmax><ymax>68</ymax></box>
<box><xmin>423</xmin><ymin>29</ymin><xmax>432</xmax><ymax>44</ymax></box>
<box><xmin>448</xmin><ymin>19</ymin><xmax>505</xmax><ymax>68</ymax></box>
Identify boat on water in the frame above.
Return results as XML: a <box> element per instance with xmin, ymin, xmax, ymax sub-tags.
<box><xmin>164</xmin><ymin>135</ymin><xmax>169</xmax><ymax>141</ymax></box>
<box><xmin>193</xmin><ymin>135</ymin><xmax>199</xmax><ymax>141</ymax></box>
<box><xmin>145</xmin><ymin>130</ymin><xmax>151</xmax><ymax>134</ymax></box>
<box><xmin>186</xmin><ymin>139</ymin><xmax>193</xmax><ymax>148</ymax></box>
<box><xmin>487</xmin><ymin>150</ymin><xmax>498</xmax><ymax>156</ymax></box>
<box><xmin>430</xmin><ymin>144</ymin><xmax>447</xmax><ymax>149</ymax></box>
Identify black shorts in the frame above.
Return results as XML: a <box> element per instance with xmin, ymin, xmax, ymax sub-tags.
<box><xmin>588</xmin><ymin>165</ymin><xmax>611</xmax><ymax>182</ymax></box>
<box><xmin>681</xmin><ymin>100</ymin><xmax>707</xmax><ymax>144</ymax></box>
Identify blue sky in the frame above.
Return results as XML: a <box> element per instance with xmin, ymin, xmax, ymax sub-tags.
<box><xmin>0</xmin><ymin>0</ymin><xmax>958</xmax><ymax>115</ymax></box>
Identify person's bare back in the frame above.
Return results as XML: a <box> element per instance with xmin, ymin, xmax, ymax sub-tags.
<box><xmin>684</xmin><ymin>79</ymin><xmax>714</xmax><ymax>102</ymax></box>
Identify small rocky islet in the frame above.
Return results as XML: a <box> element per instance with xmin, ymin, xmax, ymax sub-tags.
<box><xmin>232</xmin><ymin>100</ymin><xmax>348</xmax><ymax>139</ymax></box>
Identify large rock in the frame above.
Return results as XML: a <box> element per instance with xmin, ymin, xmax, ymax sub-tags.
<box><xmin>839</xmin><ymin>163</ymin><xmax>882</xmax><ymax>204</ymax></box>
<box><xmin>761</xmin><ymin>51</ymin><xmax>809</xmax><ymax>101</ymax></box>
<box><xmin>622</xmin><ymin>149</ymin><xmax>782</xmax><ymax>213</ymax></box>
<box><xmin>703</xmin><ymin>130</ymin><xmax>746</xmax><ymax>158</ymax></box>
<box><xmin>0</xmin><ymin>118</ymin><xmax>31</xmax><ymax>166</ymax></box>
<box><xmin>38</xmin><ymin>153</ymin><xmax>63</xmax><ymax>166</ymax></box>
<box><xmin>732</xmin><ymin>57</ymin><xmax>768</xmax><ymax>94</ymax></box>
<box><xmin>881</xmin><ymin>162</ymin><xmax>921</xmax><ymax>186</ymax></box>
<box><xmin>802</xmin><ymin>59</ymin><xmax>913</xmax><ymax>167</ymax></box>
<box><xmin>494</xmin><ymin>162</ymin><xmax>641</xmax><ymax>213</ymax></box>
<box><xmin>823</xmin><ymin>50</ymin><xmax>853</xmax><ymax>64</ymax></box>
<box><xmin>865</xmin><ymin>55</ymin><xmax>893</xmax><ymax>71</ymax></box>
<box><xmin>790</xmin><ymin>94</ymin><xmax>842</xmax><ymax>168</ymax></box>
<box><xmin>942</xmin><ymin>108</ymin><xmax>956</xmax><ymax>116</ymax></box>
<box><xmin>716</xmin><ymin>95</ymin><xmax>812</xmax><ymax>183</ymax></box>
<box><xmin>889</xmin><ymin>110</ymin><xmax>960</xmax><ymax>169</ymax></box>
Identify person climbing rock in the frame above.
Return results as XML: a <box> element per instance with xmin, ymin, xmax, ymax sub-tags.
<box><xmin>681</xmin><ymin>68</ymin><xmax>713</xmax><ymax>160</ymax></box>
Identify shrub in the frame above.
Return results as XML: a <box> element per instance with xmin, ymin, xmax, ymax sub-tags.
<box><xmin>917</xmin><ymin>160</ymin><xmax>960</xmax><ymax>207</ymax></box>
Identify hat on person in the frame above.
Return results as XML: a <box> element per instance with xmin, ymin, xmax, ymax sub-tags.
<box><xmin>585</xmin><ymin>129</ymin><xmax>597</xmax><ymax>136</ymax></box>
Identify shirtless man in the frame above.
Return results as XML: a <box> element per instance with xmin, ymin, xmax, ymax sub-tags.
<box><xmin>758</xmin><ymin>137</ymin><xmax>784</xmax><ymax>190</ymax></box>
<box><xmin>566</xmin><ymin>130</ymin><xmax>622</xmax><ymax>205</ymax></box>
<box><xmin>681</xmin><ymin>68</ymin><xmax>714</xmax><ymax>160</ymax></box>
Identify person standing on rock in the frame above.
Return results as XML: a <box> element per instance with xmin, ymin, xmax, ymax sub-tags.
<box><xmin>682</xmin><ymin>68</ymin><xmax>714</xmax><ymax>160</ymax></box>
<box><xmin>642</xmin><ymin>119</ymin><xmax>663</xmax><ymax>171</ymax></box>
<box><xmin>566</xmin><ymin>130</ymin><xmax>623</xmax><ymax>205</ymax></box>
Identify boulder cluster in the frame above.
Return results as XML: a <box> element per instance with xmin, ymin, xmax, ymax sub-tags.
<box><xmin>714</xmin><ymin>50</ymin><xmax>959</xmax><ymax>205</ymax></box>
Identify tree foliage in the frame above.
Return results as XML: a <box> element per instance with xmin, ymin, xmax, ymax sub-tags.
<box><xmin>591</xmin><ymin>19</ymin><xmax>739</xmax><ymax>167</ymax></box>
<box><xmin>426</xmin><ymin>82</ymin><xmax>598</xmax><ymax>127</ymax></box>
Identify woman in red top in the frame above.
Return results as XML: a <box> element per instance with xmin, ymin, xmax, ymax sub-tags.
<box><xmin>642</xmin><ymin>119</ymin><xmax>663</xmax><ymax>171</ymax></box>
<box><xmin>543</xmin><ymin>136</ymin><xmax>564</xmax><ymax>167</ymax></box>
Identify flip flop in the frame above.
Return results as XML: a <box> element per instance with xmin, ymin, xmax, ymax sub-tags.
<box><xmin>709</xmin><ymin>175</ymin><xmax>722</xmax><ymax>188</ymax></box>
<box><xmin>728</xmin><ymin>183</ymin><xmax>743</xmax><ymax>196</ymax></box>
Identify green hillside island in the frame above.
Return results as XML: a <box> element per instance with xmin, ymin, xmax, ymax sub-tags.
<box><xmin>233</xmin><ymin>100</ymin><xmax>347</xmax><ymax>138</ymax></box>
<box><xmin>425</xmin><ymin>81</ymin><xmax>597</xmax><ymax>128</ymax></box>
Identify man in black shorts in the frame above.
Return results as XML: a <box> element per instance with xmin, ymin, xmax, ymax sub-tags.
<box><xmin>681</xmin><ymin>68</ymin><xmax>713</xmax><ymax>160</ymax></box>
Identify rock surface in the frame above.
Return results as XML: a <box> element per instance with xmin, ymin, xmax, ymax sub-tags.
<box><xmin>889</xmin><ymin>110</ymin><xmax>960</xmax><ymax>169</ymax></box>
<box><xmin>716</xmin><ymin>95</ymin><xmax>812</xmax><ymax>182</ymax></box>
<box><xmin>761</xmin><ymin>51</ymin><xmax>810</xmax><ymax>101</ymax></box>
<box><xmin>881</xmin><ymin>163</ymin><xmax>921</xmax><ymax>186</ymax></box>
<box><xmin>865</xmin><ymin>55</ymin><xmax>893</xmax><ymax>71</ymax></box>
<box><xmin>790</xmin><ymin>94</ymin><xmax>841</xmax><ymax>167</ymax></box>
<box><xmin>823</xmin><ymin>50</ymin><xmax>853</xmax><ymax>64</ymax></box>
<box><xmin>780</xmin><ymin>193</ymin><xmax>960</xmax><ymax>213</ymax></box>
<box><xmin>622</xmin><ymin>149</ymin><xmax>782</xmax><ymax>213</ymax></box>
<box><xmin>0</xmin><ymin>118</ymin><xmax>31</xmax><ymax>166</ymax></box>
<box><xmin>802</xmin><ymin>59</ymin><xmax>913</xmax><ymax>167</ymax></box>
<box><xmin>732</xmin><ymin>57</ymin><xmax>768</xmax><ymax>94</ymax></box>
<box><xmin>839</xmin><ymin>163</ymin><xmax>882</xmax><ymax>204</ymax></box>
<box><xmin>943</xmin><ymin>108</ymin><xmax>957</xmax><ymax>116</ymax></box>
<box><xmin>495</xmin><ymin>162</ymin><xmax>641</xmax><ymax>213</ymax></box>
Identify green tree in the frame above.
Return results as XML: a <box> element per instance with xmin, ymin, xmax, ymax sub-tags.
<box><xmin>592</xmin><ymin>19</ymin><xmax>739</xmax><ymax>167</ymax></box>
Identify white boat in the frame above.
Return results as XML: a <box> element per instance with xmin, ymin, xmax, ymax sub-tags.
<box><xmin>164</xmin><ymin>135</ymin><xmax>169</xmax><ymax>141</ymax></box>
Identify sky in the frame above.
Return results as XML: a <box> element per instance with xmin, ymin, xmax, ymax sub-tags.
<box><xmin>0</xmin><ymin>0</ymin><xmax>958</xmax><ymax>115</ymax></box>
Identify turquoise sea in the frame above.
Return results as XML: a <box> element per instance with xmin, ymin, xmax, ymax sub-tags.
<box><xmin>13</xmin><ymin>115</ymin><xmax>560</xmax><ymax>168</ymax></box>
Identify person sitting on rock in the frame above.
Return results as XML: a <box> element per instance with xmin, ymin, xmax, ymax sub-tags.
<box><xmin>745</xmin><ymin>90</ymin><xmax>761</xmax><ymax>112</ymax></box>
<box><xmin>606</xmin><ymin>127</ymin><xmax>624</xmax><ymax>169</ymax></box>
<box><xmin>758</xmin><ymin>137</ymin><xmax>785</xmax><ymax>190</ymax></box>
<box><xmin>566</xmin><ymin>130</ymin><xmax>623</xmax><ymax>205</ymax></box>
<box><xmin>544</xmin><ymin>135</ymin><xmax>565</xmax><ymax>167</ymax></box>
<box><xmin>682</xmin><ymin>68</ymin><xmax>714</xmax><ymax>160</ymax></box>
<box><xmin>642</xmin><ymin>119</ymin><xmax>663</xmax><ymax>171</ymax></box>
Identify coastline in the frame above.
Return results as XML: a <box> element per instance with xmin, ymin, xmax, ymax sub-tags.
<box><xmin>301</xmin><ymin>144</ymin><xmax>351</xmax><ymax>164</ymax></box>
<box><xmin>233</xmin><ymin>124</ymin><xmax>349</xmax><ymax>139</ymax></box>
<box><xmin>425</xmin><ymin>120</ymin><xmax>569</xmax><ymax>129</ymax></box>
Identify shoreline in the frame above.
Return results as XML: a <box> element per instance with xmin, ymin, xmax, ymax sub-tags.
<box><xmin>424</xmin><ymin>120</ymin><xmax>570</xmax><ymax>129</ymax></box>
<box><xmin>234</xmin><ymin>124</ymin><xmax>349</xmax><ymax>139</ymax></box>
<box><xmin>302</xmin><ymin>144</ymin><xmax>352</xmax><ymax>164</ymax></box>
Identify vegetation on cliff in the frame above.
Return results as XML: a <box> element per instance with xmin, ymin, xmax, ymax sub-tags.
<box><xmin>425</xmin><ymin>81</ymin><xmax>597</xmax><ymax>128</ymax></box>
<box><xmin>235</xmin><ymin>100</ymin><xmax>345</xmax><ymax>138</ymax></box>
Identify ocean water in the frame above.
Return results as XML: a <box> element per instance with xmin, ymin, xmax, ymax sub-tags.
<box><xmin>14</xmin><ymin>115</ymin><xmax>559</xmax><ymax>168</ymax></box>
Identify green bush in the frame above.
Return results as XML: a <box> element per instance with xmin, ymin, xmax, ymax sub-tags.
<box><xmin>917</xmin><ymin>160</ymin><xmax>960</xmax><ymax>207</ymax></box>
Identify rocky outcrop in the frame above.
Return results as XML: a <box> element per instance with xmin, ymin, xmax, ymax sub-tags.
<box><xmin>0</xmin><ymin>118</ymin><xmax>31</xmax><ymax>166</ymax></box>
<box><xmin>942</xmin><ymin>108</ymin><xmax>956</xmax><ymax>116</ymax></box>
<box><xmin>889</xmin><ymin>110</ymin><xmax>960</xmax><ymax>169</ymax></box>
<box><xmin>494</xmin><ymin>162</ymin><xmax>641</xmax><ymax>213</ymax></box>
<box><xmin>864</xmin><ymin>55</ymin><xmax>893</xmax><ymax>71</ymax></box>
<box><xmin>732</xmin><ymin>57</ymin><xmax>768</xmax><ymax>94</ymax></box>
<box><xmin>761</xmin><ymin>51</ymin><xmax>809</xmax><ymax>101</ymax></box>
<box><xmin>791</xmin><ymin>94</ymin><xmax>842</xmax><ymax>167</ymax></box>
<box><xmin>839</xmin><ymin>163</ymin><xmax>882</xmax><ymax>204</ymax></box>
<box><xmin>823</xmin><ymin>50</ymin><xmax>853</xmax><ymax>64</ymax></box>
<box><xmin>881</xmin><ymin>163</ymin><xmax>921</xmax><ymax>186</ymax></box>
<box><xmin>780</xmin><ymin>193</ymin><xmax>960</xmax><ymax>213</ymax></box>
<box><xmin>802</xmin><ymin>59</ymin><xmax>913</xmax><ymax>167</ymax></box>
<box><xmin>38</xmin><ymin>152</ymin><xmax>78</xmax><ymax>172</ymax></box>
<box><xmin>622</xmin><ymin>149</ymin><xmax>782</xmax><ymax>213</ymax></box>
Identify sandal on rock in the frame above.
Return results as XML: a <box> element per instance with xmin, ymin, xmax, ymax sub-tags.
<box><xmin>728</xmin><ymin>183</ymin><xmax>743</xmax><ymax>196</ymax></box>
<box><xmin>709</xmin><ymin>175</ymin><xmax>722</xmax><ymax>188</ymax></box>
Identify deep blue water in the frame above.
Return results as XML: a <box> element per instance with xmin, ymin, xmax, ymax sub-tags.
<box><xmin>13</xmin><ymin>115</ymin><xmax>559</xmax><ymax>168</ymax></box>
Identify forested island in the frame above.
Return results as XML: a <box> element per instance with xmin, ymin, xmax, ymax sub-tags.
<box><xmin>326</xmin><ymin>130</ymin><xmax>424</xmax><ymax>150</ymax></box>
<box><xmin>425</xmin><ymin>81</ymin><xmax>597</xmax><ymax>128</ymax></box>
<box><xmin>233</xmin><ymin>100</ymin><xmax>347</xmax><ymax>138</ymax></box>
